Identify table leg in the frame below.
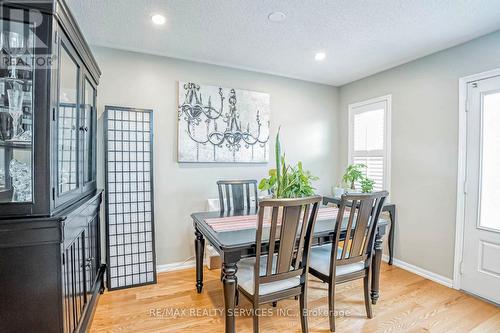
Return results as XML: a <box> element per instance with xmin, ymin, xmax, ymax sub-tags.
<box><xmin>371</xmin><ymin>232</ymin><xmax>383</xmax><ymax>305</ymax></box>
<box><xmin>222</xmin><ymin>262</ymin><xmax>238</xmax><ymax>333</ymax></box>
<box><xmin>387</xmin><ymin>206</ymin><xmax>396</xmax><ymax>265</ymax></box>
<box><xmin>195</xmin><ymin>229</ymin><xmax>205</xmax><ymax>293</ymax></box>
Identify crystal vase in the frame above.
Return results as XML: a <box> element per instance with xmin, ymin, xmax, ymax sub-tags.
<box><xmin>2</xmin><ymin>31</ymin><xmax>26</xmax><ymax>79</ymax></box>
<box><xmin>7</xmin><ymin>82</ymin><xmax>24</xmax><ymax>140</ymax></box>
<box><xmin>9</xmin><ymin>159</ymin><xmax>31</xmax><ymax>202</ymax></box>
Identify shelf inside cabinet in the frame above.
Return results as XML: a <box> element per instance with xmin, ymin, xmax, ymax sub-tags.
<box><xmin>0</xmin><ymin>77</ymin><xmax>33</xmax><ymax>85</ymax></box>
<box><xmin>0</xmin><ymin>140</ymin><xmax>32</xmax><ymax>149</ymax></box>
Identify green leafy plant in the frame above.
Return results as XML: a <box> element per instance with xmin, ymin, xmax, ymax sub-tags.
<box><xmin>259</xmin><ymin>128</ymin><xmax>318</xmax><ymax>198</ymax></box>
<box><xmin>342</xmin><ymin>163</ymin><xmax>367</xmax><ymax>190</ymax></box>
<box><xmin>360</xmin><ymin>177</ymin><xmax>375</xmax><ymax>193</ymax></box>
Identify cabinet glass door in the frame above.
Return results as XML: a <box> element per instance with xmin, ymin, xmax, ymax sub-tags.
<box><xmin>82</xmin><ymin>78</ymin><xmax>95</xmax><ymax>186</ymax></box>
<box><xmin>57</xmin><ymin>44</ymin><xmax>79</xmax><ymax>195</ymax></box>
<box><xmin>0</xmin><ymin>19</ymin><xmax>35</xmax><ymax>203</ymax></box>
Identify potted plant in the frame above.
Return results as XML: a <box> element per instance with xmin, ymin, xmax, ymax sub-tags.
<box><xmin>360</xmin><ymin>177</ymin><xmax>375</xmax><ymax>193</ymax></box>
<box><xmin>342</xmin><ymin>163</ymin><xmax>376</xmax><ymax>193</ymax></box>
<box><xmin>259</xmin><ymin>128</ymin><xmax>318</xmax><ymax>198</ymax></box>
<box><xmin>332</xmin><ymin>183</ymin><xmax>345</xmax><ymax>198</ymax></box>
<box><xmin>342</xmin><ymin>163</ymin><xmax>366</xmax><ymax>190</ymax></box>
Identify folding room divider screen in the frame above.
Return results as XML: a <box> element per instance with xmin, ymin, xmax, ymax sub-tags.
<box><xmin>104</xmin><ymin>106</ymin><xmax>156</xmax><ymax>290</ymax></box>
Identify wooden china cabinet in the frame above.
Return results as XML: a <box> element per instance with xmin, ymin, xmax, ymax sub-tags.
<box><xmin>0</xmin><ymin>1</ymin><xmax>104</xmax><ymax>332</ymax></box>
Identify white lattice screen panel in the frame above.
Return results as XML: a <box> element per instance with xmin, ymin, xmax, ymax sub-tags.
<box><xmin>104</xmin><ymin>106</ymin><xmax>156</xmax><ymax>290</ymax></box>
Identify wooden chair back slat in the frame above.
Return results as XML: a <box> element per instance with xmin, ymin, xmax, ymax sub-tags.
<box><xmin>363</xmin><ymin>197</ymin><xmax>384</xmax><ymax>258</ymax></box>
<box><xmin>350</xmin><ymin>198</ymin><xmax>375</xmax><ymax>257</ymax></box>
<box><xmin>254</xmin><ymin>196</ymin><xmax>322</xmax><ymax>298</ymax></box>
<box><xmin>217</xmin><ymin>180</ymin><xmax>258</xmax><ymax>212</ymax></box>
<box><xmin>275</xmin><ymin>205</ymin><xmax>302</xmax><ymax>274</ymax></box>
<box><xmin>217</xmin><ymin>185</ymin><xmax>225</xmax><ymax>212</ymax></box>
<box><xmin>232</xmin><ymin>184</ymin><xmax>244</xmax><ymax>211</ymax></box>
<box><xmin>340</xmin><ymin>200</ymin><xmax>355</xmax><ymax>259</ymax></box>
<box><xmin>245</xmin><ymin>183</ymin><xmax>251</xmax><ymax>210</ymax></box>
<box><xmin>330</xmin><ymin>192</ymin><xmax>388</xmax><ymax>271</ymax></box>
<box><xmin>225</xmin><ymin>185</ymin><xmax>231</xmax><ymax>211</ymax></box>
<box><xmin>294</xmin><ymin>204</ymin><xmax>311</xmax><ymax>270</ymax></box>
<box><xmin>266</xmin><ymin>207</ymin><xmax>279</xmax><ymax>276</ymax></box>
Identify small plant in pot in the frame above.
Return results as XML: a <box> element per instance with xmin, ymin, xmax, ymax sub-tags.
<box><xmin>360</xmin><ymin>177</ymin><xmax>375</xmax><ymax>193</ymax></box>
<box><xmin>259</xmin><ymin>128</ymin><xmax>318</xmax><ymax>198</ymax></box>
<box><xmin>342</xmin><ymin>163</ymin><xmax>366</xmax><ymax>190</ymax></box>
<box><xmin>342</xmin><ymin>163</ymin><xmax>376</xmax><ymax>193</ymax></box>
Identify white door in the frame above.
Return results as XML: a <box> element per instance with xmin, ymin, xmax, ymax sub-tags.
<box><xmin>462</xmin><ymin>75</ymin><xmax>500</xmax><ymax>304</ymax></box>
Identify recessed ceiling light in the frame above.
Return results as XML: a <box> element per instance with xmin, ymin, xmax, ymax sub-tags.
<box><xmin>151</xmin><ymin>14</ymin><xmax>166</xmax><ymax>25</ymax></box>
<box><xmin>315</xmin><ymin>52</ymin><xmax>326</xmax><ymax>61</ymax></box>
<box><xmin>268</xmin><ymin>12</ymin><xmax>286</xmax><ymax>22</ymax></box>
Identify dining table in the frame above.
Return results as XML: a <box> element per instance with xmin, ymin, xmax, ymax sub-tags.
<box><xmin>191</xmin><ymin>207</ymin><xmax>389</xmax><ymax>333</ymax></box>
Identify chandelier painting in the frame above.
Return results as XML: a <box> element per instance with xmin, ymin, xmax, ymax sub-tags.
<box><xmin>178</xmin><ymin>82</ymin><xmax>270</xmax><ymax>163</ymax></box>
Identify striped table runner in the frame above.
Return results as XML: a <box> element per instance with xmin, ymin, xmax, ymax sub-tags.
<box><xmin>205</xmin><ymin>207</ymin><xmax>342</xmax><ymax>232</ymax></box>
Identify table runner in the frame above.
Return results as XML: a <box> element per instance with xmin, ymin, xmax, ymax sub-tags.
<box><xmin>205</xmin><ymin>207</ymin><xmax>343</xmax><ymax>232</ymax></box>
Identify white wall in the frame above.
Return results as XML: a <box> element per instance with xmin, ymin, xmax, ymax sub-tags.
<box><xmin>338</xmin><ymin>30</ymin><xmax>500</xmax><ymax>279</ymax></box>
<box><xmin>93</xmin><ymin>46</ymin><xmax>340</xmax><ymax>265</ymax></box>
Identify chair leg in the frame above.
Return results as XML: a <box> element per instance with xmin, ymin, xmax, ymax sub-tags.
<box><xmin>253</xmin><ymin>305</ymin><xmax>259</xmax><ymax>333</ymax></box>
<box><xmin>328</xmin><ymin>280</ymin><xmax>336</xmax><ymax>332</ymax></box>
<box><xmin>363</xmin><ymin>273</ymin><xmax>373</xmax><ymax>319</ymax></box>
<box><xmin>299</xmin><ymin>289</ymin><xmax>309</xmax><ymax>333</ymax></box>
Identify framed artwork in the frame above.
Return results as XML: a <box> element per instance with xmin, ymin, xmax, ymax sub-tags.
<box><xmin>178</xmin><ymin>82</ymin><xmax>270</xmax><ymax>163</ymax></box>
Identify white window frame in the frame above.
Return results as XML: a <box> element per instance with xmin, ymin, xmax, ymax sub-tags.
<box><xmin>348</xmin><ymin>95</ymin><xmax>392</xmax><ymax>193</ymax></box>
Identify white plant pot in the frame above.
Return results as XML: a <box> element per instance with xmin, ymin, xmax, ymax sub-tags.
<box><xmin>333</xmin><ymin>187</ymin><xmax>345</xmax><ymax>198</ymax></box>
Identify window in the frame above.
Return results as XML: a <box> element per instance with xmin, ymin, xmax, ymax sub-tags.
<box><xmin>348</xmin><ymin>95</ymin><xmax>391</xmax><ymax>192</ymax></box>
<box><xmin>479</xmin><ymin>90</ymin><xmax>500</xmax><ymax>231</ymax></box>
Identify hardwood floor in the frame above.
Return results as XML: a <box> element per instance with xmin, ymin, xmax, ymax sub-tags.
<box><xmin>90</xmin><ymin>263</ymin><xmax>500</xmax><ymax>332</ymax></box>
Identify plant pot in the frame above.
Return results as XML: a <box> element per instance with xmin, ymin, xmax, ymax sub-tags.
<box><xmin>333</xmin><ymin>187</ymin><xmax>345</xmax><ymax>198</ymax></box>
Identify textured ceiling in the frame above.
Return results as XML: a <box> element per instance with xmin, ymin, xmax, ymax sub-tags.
<box><xmin>66</xmin><ymin>0</ymin><xmax>500</xmax><ymax>86</ymax></box>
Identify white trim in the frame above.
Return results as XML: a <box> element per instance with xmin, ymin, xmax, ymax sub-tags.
<box><xmin>348</xmin><ymin>94</ymin><xmax>392</xmax><ymax>194</ymax></box>
<box><xmin>454</xmin><ymin>68</ymin><xmax>500</xmax><ymax>290</ymax></box>
<box><xmin>382</xmin><ymin>255</ymin><xmax>453</xmax><ymax>288</ymax></box>
<box><xmin>454</xmin><ymin>77</ymin><xmax>468</xmax><ymax>290</ymax></box>
<box><xmin>459</xmin><ymin>68</ymin><xmax>500</xmax><ymax>84</ymax></box>
<box><xmin>157</xmin><ymin>259</ymin><xmax>204</xmax><ymax>273</ymax></box>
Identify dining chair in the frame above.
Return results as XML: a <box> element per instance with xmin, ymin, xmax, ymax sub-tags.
<box><xmin>235</xmin><ymin>196</ymin><xmax>322</xmax><ymax>333</ymax></box>
<box><xmin>308</xmin><ymin>191</ymin><xmax>388</xmax><ymax>332</ymax></box>
<box><xmin>216</xmin><ymin>180</ymin><xmax>259</xmax><ymax>282</ymax></box>
<box><xmin>217</xmin><ymin>179</ymin><xmax>258</xmax><ymax>212</ymax></box>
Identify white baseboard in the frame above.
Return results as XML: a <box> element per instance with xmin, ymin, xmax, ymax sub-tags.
<box><xmin>382</xmin><ymin>254</ymin><xmax>453</xmax><ymax>288</ymax></box>
<box><xmin>157</xmin><ymin>259</ymin><xmax>202</xmax><ymax>273</ymax></box>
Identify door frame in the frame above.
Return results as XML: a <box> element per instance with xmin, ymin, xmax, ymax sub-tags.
<box><xmin>454</xmin><ymin>67</ymin><xmax>500</xmax><ymax>290</ymax></box>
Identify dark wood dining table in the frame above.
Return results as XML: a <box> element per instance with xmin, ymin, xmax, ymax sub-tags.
<box><xmin>192</xmin><ymin>209</ymin><xmax>389</xmax><ymax>333</ymax></box>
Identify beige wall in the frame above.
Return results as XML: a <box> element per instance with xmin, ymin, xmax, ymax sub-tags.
<box><xmin>338</xmin><ymin>30</ymin><xmax>500</xmax><ymax>278</ymax></box>
<box><xmin>93</xmin><ymin>46</ymin><xmax>340</xmax><ymax>265</ymax></box>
